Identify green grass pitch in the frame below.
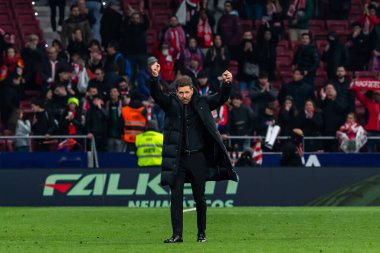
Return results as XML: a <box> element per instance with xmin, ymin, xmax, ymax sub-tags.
<box><xmin>1</xmin><ymin>207</ymin><xmax>380</xmax><ymax>253</ymax></box>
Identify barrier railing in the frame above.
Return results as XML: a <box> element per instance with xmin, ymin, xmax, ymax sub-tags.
<box><xmin>0</xmin><ymin>135</ymin><xmax>98</xmax><ymax>168</ymax></box>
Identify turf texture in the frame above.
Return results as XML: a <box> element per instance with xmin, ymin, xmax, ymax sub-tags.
<box><xmin>1</xmin><ymin>207</ymin><xmax>380</xmax><ymax>253</ymax></box>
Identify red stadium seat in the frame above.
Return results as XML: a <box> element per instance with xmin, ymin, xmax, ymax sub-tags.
<box><xmin>309</xmin><ymin>20</ymin><xmax>325</xmax><ymax>32</ymax></box>
<box><xmin>149</xmin><ymin>0</ymin><xmax>172</xmax><ymax>10</ymax></box>
<box><xmin>354</xmin><ymin>71</ymin><xmax>378</xmax><ymax>79</ymax></box>
<box><xmin>326</xmin><ymin>20</ymin><xmax>350</xmax><ymax>32</ymax></box>
<box><xmin>240</xmin><ymin>20</ymin><xmax>253</xmax><ymax>32</ymax></box>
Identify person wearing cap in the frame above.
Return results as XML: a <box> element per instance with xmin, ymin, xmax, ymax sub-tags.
<box><xmin>135</xmin><ymin>120</ymin><xmax>164</xmax><ymax>167</ymax></box>
<box><xmin>196</xmin><ymin>70</ymin><xmax>215</xmax><ymax>96</ymax></box>
<box><xmin>148</xmin><ymin>61</ymin><xmax>238</xmax><ymax>243</ymax></box>
<box><xmin>59</xmin><ymin>97</ymin><xmax>84</xmax><ymax>136</ymax></box>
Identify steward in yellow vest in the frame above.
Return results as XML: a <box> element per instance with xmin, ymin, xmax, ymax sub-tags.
<box><xmin>135</xmin><ymin>120</ymin><xmax>163</xmax><ymax>167</ymax></box>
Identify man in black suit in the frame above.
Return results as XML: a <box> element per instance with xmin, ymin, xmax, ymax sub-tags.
<box><xmin>148</xmin><ymin>57</ymin><xmax>238</xmax><ymax>243</ymax></box>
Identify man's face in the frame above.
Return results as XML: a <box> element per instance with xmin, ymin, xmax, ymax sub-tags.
<box><xmin>336</xmin><ymin>67</ymin><xmax>346</xmax><ymax>79</ymax></box>
<box><xmin>232</xmin><ymin>98</ymin><xmax>242</xmax><ymax>108</ymax></box>
<box><xmin>224</xmin><ymin>2</ymin><xmax>232</xmax><ymax>13</ymax></box>
<box><xmin>301</xmin><ymin>35</ymin><xmax>310</xmax><ymax>45</ymax></box>
<box><xmin>131</xmin><ymin>13</ymin><xmax>140</xmax><ymax>24</ymax></box>
<box><xmin>110</xmin><ymin>88</ymin><xmax>120</xmax><ymax>100</ymax></box>
<box><xmin>242</xmin><ymin>31</ymin><xmax>253</xmax><ymax>40</ymax></box>
<box><xmin>325</xmin><ymin>84</ymin><xmax>337</xmax><ymax>98</ymax></box>
<box><xmin>198</xmin><ymin>77</ymin><xmax>208</xmax><ymax>86</ymax></box>
<box><xmin>214</xmin><ymin>35</ymin><xmax>222</xmax><ymax>47</ymax></box>
<box><xmin>59</xmin><ymin>71</ymin><xmax>71</xmax><ymax>81</ymax></box>
<box><xmin>176</xmin><ymin>86</ymin><xmax>194</xmax><ymax>104</ymax></box>
<box><xmin>259</xmin><ymin>77</ymin><xmax>268</xmax><ymax>86</ymax></box>
<box><xmin>89</xmin><ymin>88</ymin><xmax>98</xmax><ymax>97</ymax></box>
<box><xmin>189</xmin><ymin>39</ymin><xmax>197</xmax><ymax>48</ymax></box>
<box><xmin>94</xmin><ymin>69</ymin><xmax>104</xmax><ymax>81</ymax></box>
<box><xmin>346</xmin><ymin>114</ymin><xmax>355</xmax><ymax>123</ymax></box>
<box><xmin>169</xmin><ymin>17</ymin><xmax>178</xmax><ymax>27</ymax></box>
<box><xmin>293</xmin><ymin>71</ymin><xmax>303</xmax><ymax>82</ymax></box>
<box><xmin>71</xmin><ymin>7</ymin><xmax>80</xmax><ymax>17</ymax></box>
<box><xmin>106</xmin><ymin>46</ymin><xmax>115</xmax><ymax>55</ymax></box>
<box><xmin>264</xmin><ymin>31</ymin><xmax>272</xmax><ymax>41</ymax></box>
<box><xmin>47</xmin><ymin>48</ymin><xmax>58</xmax><ymax>61</ymax></box>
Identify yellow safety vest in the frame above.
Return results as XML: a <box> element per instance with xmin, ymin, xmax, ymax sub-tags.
<box><xmin>135</xmin><ymin>131</ymin><xmax>164</xmax><ymax>167</ymax></box>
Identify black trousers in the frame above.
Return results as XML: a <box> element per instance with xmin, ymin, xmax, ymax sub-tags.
<box><xmin>170</xmin><ymin>152</ymin><xmax>207</xmax><ymax>236</ymax></box>
<box><xmin>49</xmin><ymin>0</ymin><xmax>66</xmax><ymax>31</ymax></box>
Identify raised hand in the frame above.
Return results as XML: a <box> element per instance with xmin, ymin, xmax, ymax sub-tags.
<box><xmin>222</xmin><ymin>70</ymin><xmax>233</xmax><ymax>84</ymax></box>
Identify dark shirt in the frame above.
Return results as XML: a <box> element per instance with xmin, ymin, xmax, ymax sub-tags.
<box><xmin>181</xmin><ymin>102</ymin><xmax>205</xmax><ymax>152</ymax></box>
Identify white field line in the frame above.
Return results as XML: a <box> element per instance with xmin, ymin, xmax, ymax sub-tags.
<box><xmin>183</xmin><ymin>208</ymin><xmax>196</xmax><ymax>213</ymax></box>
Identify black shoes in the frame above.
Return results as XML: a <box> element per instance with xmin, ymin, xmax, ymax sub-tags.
<box><xmin>197</xmin><ymin>232</ymin><xmax>207</xmax><ymax>242</ymax></box>
<box><xmin>163</xmin><ymin>234</ymin><xmax>183</xmax><ymax>243</ymax></box>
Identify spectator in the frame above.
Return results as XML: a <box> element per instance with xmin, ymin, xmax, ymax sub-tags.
<box><xmin>337</xmin><ymin>113</ymin><xmax>367</xmax><ymax>153</ymax></box>
<box><xmin>318</xmin><ymin>84</ymin><xmax>347</xmax><ymax>152</ymax></box>
<box><xmin>67</xmin><ymin>28</ymin><xmax>88</xmax><ymax>60</ymax></box>
<box><xmin>163</xmin><ymin>16</ymin><xmax>186</xmax><ymax>61</ymax></box>
<box><xmin>196</xmin><ymin>70</ymin><xmax>216</xmax><ymax>96</ymax></box>
<box><xmin>86</xmin><ymin>47</ymin><xmax>104</xmax><ymax>74</ymax></box>
<box><xmin>176</xmin><ymin>0</ymin><xmax>200</xmax><ymax>33</ymax></box>
<box><xmin>157</xmin><ymin>44</ymin><xmax>176</xmax><ymax>83</ymax></box>
<box><xmin>120</xmin><ymin>1</ymin><xmax>149</xmax><ymax>82</ymax></box>
<box><xmin>204</xmin><ymin>35</ymin><xmax>230</xmax><ymax>90</ymax></box>
<box><xmin>50</xmin><ymin>83</ymin><xmax>70</xmax><ymax>120</ymax></box>
<box><xmin>117</xmin><ymin>77</ymin><xmax>131</xmax><ymax>106</ymax></box>
<box><xmin>187</xmin><ymin>7</ymin><xmax>215</xmax><ymax>48</ymax></box>
<box><xmin>255</xmin><ymin>25</ymin><xmax>278</xmax><ymax>80</ymax></box>
<box><xmin>86</xmin><ymin>95</ymin><xmax>108</xmax><ymax>151</ymax></box>
<box><xmin>48</xmin><ymin>0</ymin><xmax>66</xmax><ymax>32</ymax></box>
<box><xmin>181</xmin><ymin>37</ymin><xmax>205</xmax><ymax>72</ymax></box>
<box><xmin>264</xmin><ymin>0</ymin><xmax>282</xmax><ymax>22</ymax></box>
<box><xmin>2</xmin><ymin>47</ymin><xmax>24</xmax><ymax>74</ymax></box>
<box><xmin>355</xmin><ymin>90</ymin><xmax>380</xmax><ymax>152</ymax></box>
<box><xmin>217</xmin><ymin>1</ymin><xmax>243</xmax><ymax>59</ymax></box>
<box><xmin>41</xmin><ymin>47</ymin><xmax>69</xmax><ymax>94</ymax></box>
<box><xmin>106</xmin><ymin>87</ymin><xmax>124</xmax><ymax>152</ymax></box>
<box><xmin>88</xmin><ymin>67</ymin><xmax>111</xmax><ymax>100</ymax></box>
<box><xmin>100</xmin><ymin>1</ymin><xmax>123</xmax><ymax>49</ymax></box>
<box><xmin>121</xmin><ymin>91</ymin><xmax>147</xmax><ymax>154</ymax></box>
<box><xmin>243</xmin><ymin>0</ymin><xmax>266</xmax><ymax>21</ymax></box>
<box><xmin>213</xmin><ymin>101</ymin><xmax>229</xmax><ymax>134</ymax></box>
<box><xmin>328</xmin><ymin>0</ymin><xmax>351</xmax><ymax>20</ymax></box>
<box><xmin>291</xmin><ymin>33</ymin><xmax>319</xmax><ymax>86</ymax></box>
<box><xmin>287</xmin><ymin>0</ymin><xmax>314</xmax><ymax>41</ymax></box>
<box><xmin>59</xmin><ymin>97</ymin><xmax>84</xmax><ymax>135</ymax></box>
<box><xmin>61</xmin><ymin>5</ymin><xmax>93</xmax><ymax>49</ymax></box>
<box><xmin>52</xmin><ymin>39</ymin><xmax>69</xmax><ymax>63</ymax></box>
<box><xmin>280</xmin><ymin>128</ymin><xmax>304</xmax><ymax>167</ymax></box>
<box><xmin>182</xmin><ymin>55</ymin><xmax>203</xmax><ymax>84</ymax></box>
<box><xmin>254</xmin><ymin>102</ymin><xmax>277</xmax><ymax>138</ymax></box>
<box><xmin>346</xmin><ymin>22</ymin><xmax>370</xmax><ymax>71</ymax></box>
<box><xmin>104</xmin><ymin>41</ymin><xmax>130</xmax><ymax>84</ymax></box>
<box><xmin>236</xmin><ymin>30</ymin><xmax>258</xmax><ymax>92</ymax></box>
<box><xmin>278</xmin><ymin>69</ymin><xmax>314</xmax><ymax>111</ymax></box>
<box><xmin>82</xmin><ymin>85</ymin><xmax>98</xmax><ymax>112</ymax></box>
<box><xmin>296</xmin><ymin>99</ymin><xmax>323</xmax><ymax>152</ymax></box>
<box><xmin>249</xmin><ymin>71</ymin><xmax>277</xmax><ymax>115</ymax></box>
<box><xmin>136</xmin><ymin>67</ymin><xmax>152</xmax><ymax>100</ymax></box>
<box><xmin>31</xmin><ymin>99</ymin><xmax>58</xmax><ymax>151</ymax></box>
<box><xmin>321</xmin><ymin>32</ymin><xmax>348</xmax><ymax>80</ymax></box>
<box><xmin>11</xmin><ymin>109</ymin><xmax>31</xmax><ymax>152</ymax></box>
<box><xmin>77</xmin><ymin>0</ymin><xmax>97</xmax><ymax>29</ymax></box>
<box><xmin>278</xmin><ymin>95</ymin><xmax>299</xmax><ymax>137</ymax></box>
<box><xmin>84</xmin><ymin>0</ymin><xmax>102</xmax><ymax>41</ymax></box>
<box><xmin>20</xmin><ymin>34</ymin><xmax>44</xmax><ymax>89</ymax></box>
<box><xmin>331</xmin><ymin>66</ymin><xmax>355</xmax><ymax>114</ymax></box>
<box><xmin>224</xmin><ymin>93</ymin><xmax>254</xmax><ymax>151</ymax></box>
<box><xmin>359</xmin><ymin>4</ymin><xmax>380</xmax><ymax>36</ymax></box>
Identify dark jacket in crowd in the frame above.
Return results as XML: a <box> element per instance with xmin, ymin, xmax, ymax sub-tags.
<box><xmin>278</xmin><ymin>107</ymin><xmax>299</xmax><ymax>137</ymax></box>
<box><xmin>321</xmin><ymin>33</ymin><xmax>348</xmax><ymax>79</ymax></box>
<box><xmin>296</xmin><ymin>110</ymin><xmax>323</xmax><ymax>151</ymax></box>
<box><xmin>120</xmin><ymin>13</ymin><xmax>149</xmax><ymax>56</ymax></box>
<box><xmin>346</xmin><ymin>31</ymin><xmax>370</xmax><ymax>71</ymax></box>
<box><xmin>61</xmin><ymin>16</ymin><xmax>92</xmax><ymax>48</ymax></box>
<box><xmin>280</xmin><ymin>141</ymin><xmax>303</xmax><ymax>167</ymax></box>
<box><xmin>149</xmin><ymin>76</ymin><xmax>238</xmax><ymax>187</ymax></box>
<box><xmin>236</xmin><ymin>39</ymin><xmax>258</xmax><ymax>82</ymax></box>
<box><xmin>249</xmin><ymin>82</ymin><xmax>277</xmax><ymax>115</ymax></box>
<box><xmin>204</xmin><ymin>45</ymin><xmax>230</xmax><ymax>79</ymax></box>
<box><xmin>255</xmin><ymin>26</ymin><xmax>278</xmax><ymax>79</ymax></box>
<box><xmin>86</xmin><ymin>104</ymin><xmax>108</xmax><ymax>137</ymax></box>
<box><xmin>217</xmin><ymin>13</ymin><xmax>242</xmax><ymax>47</ymax></box>
<box><xmin>331</xmin><ymin>76</ymin><xmax>355</xmax><ymax>114</ymax></box>
<box><xmin>292</xmin><ymin>44</ymin><xmax>320</xmax><ymax>76</ymax></box>
<box><xmin>59</xmin><ymin>108</ymin><xmax>84</xmax><ymax>135</ymax></box>
<box><xmin>278</xmin><ymin>80</ymin><xmax>315</xmax><ymax>111</ymax></box>
<box><xmin>318</xmin><ymin>97</ymin><xmax>347</xmax><ymax>134</ymax></box>
<box><xmin>67</xmin><ymin>40</ymin><xmax>88</xmax><ymax>59</ymax></box>
<box><xmin>32</xmin><ymin>110</ymin><xmax>57</xmax><ymax>135</ymax></box>
<box><xmin>100</xmin><ymin>6</ymin><xmax>123</xmax><ymax>48</ymax></box>
<box><xmin>106</xmin><ymin>99</ymin><xmax>124</xmax><ymax>139</ymax></box>
<box><xmin>0</xmin><ymin>80</ymin><xmax>23</xmax><ymax>127</ymax></box>
<box><xmin>226</xmin><ymin>105</ymin><xmax>254</xmax><ymax>136</ymax></box>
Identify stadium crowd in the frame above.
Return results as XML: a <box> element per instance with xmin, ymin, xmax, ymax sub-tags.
<box><xmin>0</xmin><ymin>0</ymin><xmax>380</xmax><ymax>154</ymax></box>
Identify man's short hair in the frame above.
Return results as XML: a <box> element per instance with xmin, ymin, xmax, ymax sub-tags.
<box><xmin>70</xmin><ymin>4</ymin><xmax>79</xmax><ymax>11</ymax></box>
<box><xmin>259</xmin><ymin>71</ymin><xmax>269</xmax><ymax>79</ymax></box>
<box><xmin>176</xmin><ymin>75</ymin><xmax>193</xmax><ymax>90</ymax></box>
<box><xmin>293</xmin><ymin>68</ymin><xmax>304</xmax><ymax>75</ymax></box>
<box><xmin>107</xmin><ymin>40</ymin><xmax>119</xmax><ymax>51</ymax></box>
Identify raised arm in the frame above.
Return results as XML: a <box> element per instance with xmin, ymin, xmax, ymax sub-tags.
<box><xmin>148</xmin><ymin>62</ymin><xmax>171</xmax><ymax>111</ymax></box>
<box><xmin>206</xmin><ymin>70</ymin><xmax>232</xmax><ymax>111</ymax></box>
